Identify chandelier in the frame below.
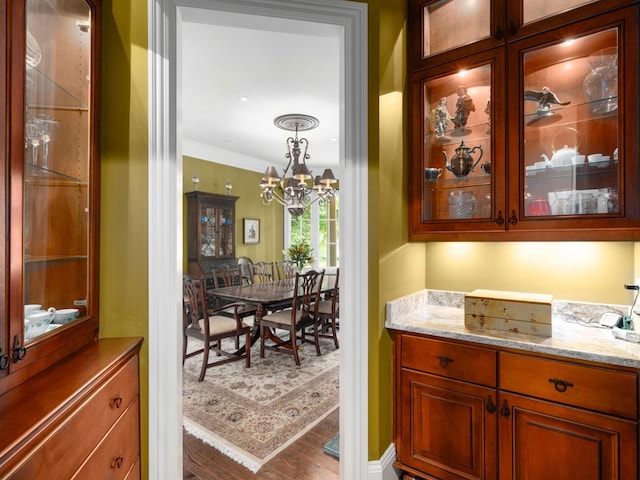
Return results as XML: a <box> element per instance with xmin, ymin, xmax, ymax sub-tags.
<box><xmin>260</xmin><ymin>114</ymin><xmax>337</xmax><ymax>216</ymax></box>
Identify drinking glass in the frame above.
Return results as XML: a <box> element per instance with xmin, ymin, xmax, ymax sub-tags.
<box><xmin>34</xmin><ymin>114</ymin><xmax>59</xmax><ymax>168</ymax></box>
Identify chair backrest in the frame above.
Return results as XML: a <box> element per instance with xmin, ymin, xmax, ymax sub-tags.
<box><xmin>237</xmin><ymin>256</ymin><xmax>254</xmax><ymax>284</ymax></box>
<box><xmin>215</xmin><ymin>263</ymin><xmax>243</xmax><ymax>288</ymax></box>
<box><xmin>276</xmin><ymin>260</ymin><xmax>297</xmax><ymax>280</ymax></box>
<box><xmin>292</xmin><ymin>269</ymin><xmax>325</xmax><ymax>321</ymax></box>
<box><xmin>183</xmin><ymin>275</ymin><xmax>206</xmax><ymax>334</ymax></box>
<box><xmin>251</xmin><ymin>261</ymin><xmax>275</xmax><ymax>283</ymax></box>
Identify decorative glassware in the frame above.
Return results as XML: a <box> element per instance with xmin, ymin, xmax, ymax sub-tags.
<box><xmin>582</xmin><ymin>47</ymin><xmax>618</xmax><ymax>114</ymax></box>
<box><xmin>448</xmin><ymin>190</ymin><xmax>476</xmax><ymax>219</ymax></box>
<box><xmin>25</xmin><ymin>122</ymin><xmax>41</xmax><ymax>165</ymax></box>
<box><xmin>34</xmin><ymin>114</ymin><xmax>59</xmax><ymax>168</ymax></box>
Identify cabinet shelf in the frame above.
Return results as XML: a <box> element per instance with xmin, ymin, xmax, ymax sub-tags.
<box><xmin>25</xmin><ymin>162</ymin><xmax>88</xmax><ymax>185</ymax></box>
<box><xmin>25</xmin><ymin>254</ymin><xmax>88</xmax><ymax>264</ymax></box>
<box><xmin>26</xmin><ymin>64</ymin><xmax>88</xmax><ymax>111</ymax></box>
<box><xmin>524</xmin><ymin>98</ymin><xmax>618</xmax><ymax>127</ymax></box>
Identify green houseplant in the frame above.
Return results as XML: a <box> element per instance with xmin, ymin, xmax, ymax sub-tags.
<box><xmin>285</xmin><ymin>243</ymin><xmax>314</xmax><ymax>270</ymax></box>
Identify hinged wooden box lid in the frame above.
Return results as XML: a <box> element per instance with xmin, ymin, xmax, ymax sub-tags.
<box><xmin>464</xmin><ymin>289</ymin><xmax>553</xmax><ymax>337</ymax></box>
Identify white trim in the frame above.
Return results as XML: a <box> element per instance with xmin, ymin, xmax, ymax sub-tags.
<box><xmin>148</xmin><ymin>1</ymin><xmax>368</xmax><ymax>479</ymax></box>
<box><xmin>368</xmin><ymin>443</ymin><xmax>402</xmax><ymax>480</ymax></box>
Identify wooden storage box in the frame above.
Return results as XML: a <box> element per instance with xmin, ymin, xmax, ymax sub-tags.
<box><xmin>464</xmin><ymin>289</ymin><xmax>553</xmax><ymax>337</ymax></box>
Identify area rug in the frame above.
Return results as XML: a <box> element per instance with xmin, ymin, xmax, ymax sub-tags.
<box><xmin>182</xmin><ymin>337</ymin><xmax>340</xmax><ymax>473</ymax></box>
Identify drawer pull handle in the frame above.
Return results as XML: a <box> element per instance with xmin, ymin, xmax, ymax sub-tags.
<box><xmin>0</xmin><ymin>349</ymin><xmax>9</xmax><ymax>371</ymax></box>
<box><xmin>111</xmin><ymin>455</ymin><xmax>124</xmax><ymax>469</ymax></box>
<box><xmin>12</xmin><ymin>336</ymin><xmax>27</xmax><ymax>363</ymax></box>
<box><xmin>110</xmin><ymin>394</ymin><xmax>123</xmax><ymax>409</ymax></box>
<box><xmin>500</xmin><ymin>400</ymin><xmax>510</xmax><ymax>418</ymax></box>
<box><xmin>548</xmin><ymin>378</ymin><xmax>573</xmax><ymax>393</ymax></box>
<box><xmin>435</xmin><ymin>355</ymin><xmax>454</xmax><ymax>368</ymax></box>
<box><xmin>486</xmin><ymin>395</ymin><xmax>497</xmax><ymax>414</ymax></box>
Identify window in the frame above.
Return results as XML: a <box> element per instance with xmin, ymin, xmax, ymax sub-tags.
<box><xmin>285</xmin><ymin>195</ymin><xmax>339</xmax><ymax>269</ymax></box>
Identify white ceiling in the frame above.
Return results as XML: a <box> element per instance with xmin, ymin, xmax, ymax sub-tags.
<box><xmin>180</xmin><ymin>8</ymin><xmax>342</xmax><ymax>176</ymax></box>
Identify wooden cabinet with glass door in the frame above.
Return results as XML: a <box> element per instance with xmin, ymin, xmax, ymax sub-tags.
<box><xmin>408</xmin><ymin>0</ymin><xmax>640</xmax><ymax>240</ymax></box>
<box><xmin>186</xmin><ymin>191</ymin><xmax>239</xmax><ymax>279</ymax></box>
<box><xmin>1</xmin><ymin>0</ymin><xmax>100</xmax><ymax>391</ymax></box>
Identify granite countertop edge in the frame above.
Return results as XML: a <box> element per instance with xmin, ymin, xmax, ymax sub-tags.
<box><xmin>385</xmin><ymin>289</ymin><xmax>640</xmax><ymax>369</ymax></box>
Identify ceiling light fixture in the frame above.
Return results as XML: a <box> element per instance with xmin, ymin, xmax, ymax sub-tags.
<box><xmin>260</xmin><ymin>114</ymin><xmax>337</xmax><ymax>216</ymax></box>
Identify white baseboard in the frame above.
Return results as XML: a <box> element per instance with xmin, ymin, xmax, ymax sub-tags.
<box><xmin>368</xmin><ymin>443</ymin><xmax>402</xmax><ymax>480</ymax></box>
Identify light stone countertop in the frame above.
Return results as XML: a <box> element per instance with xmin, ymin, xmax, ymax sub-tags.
<box><xmin>385</xmin><ymin>289</ymin><xmax>640</xmax><ymax>369</ymax></box>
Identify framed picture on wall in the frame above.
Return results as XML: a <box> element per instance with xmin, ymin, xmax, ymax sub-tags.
<box><xmin>243</xmin><ymin>218</ymin><xmax>260</xmax><ymax>244</ymax></box>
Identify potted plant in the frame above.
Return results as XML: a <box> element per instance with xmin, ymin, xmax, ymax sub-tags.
<box><xmin>285</xmin><ymin>242</ymin><xmax>314</xmax><ymax>271</ymax></box>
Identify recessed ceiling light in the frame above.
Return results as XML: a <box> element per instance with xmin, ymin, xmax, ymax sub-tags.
<box><xmin>239</xmin><ymin>96</ymin><xmax>249</xmax><ymax>102</ymax></box>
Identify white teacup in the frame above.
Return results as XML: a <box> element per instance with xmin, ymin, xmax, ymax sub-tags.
<box><xmin>24</xmin><ymin>304</ymin><xmax>42</xmax><ymax>315</ymax></box>
<box><xmin>596</xmin><ymin>155</ymin><xmax>610</xmax><ymax>168</ymax></box>
<box><xmin>24</xmin><ymin>307</ymin><xmax>56</xmax><ymax>339</ymax></box>
<box><xmin>588</xmin><ymin>153</ymin><xmax>603</xmax><ymax>164</ymax></box>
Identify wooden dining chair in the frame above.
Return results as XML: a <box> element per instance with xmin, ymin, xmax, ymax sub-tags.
<box><xmin>182</xmin><ymin>275</ymin><xmax>251</xmax><ymax>381</ymax></box>
<box><xmin>250</xmin><ymin>261</ymin><xmax>275</xmax><ymax>283</ymax></box>
<box><xmin>276</xmin><ymin>260</ymin><xmax>297</xmax><ymax>280</ymax></box>
<box><xmin>259</xmin><ymin>269</ymin><xmax>325</xmax><ymax>366</ymax></box>
<box><xmin>211</xmin><ymin>264</ymin><xmax>258</xmax><ymax>348</ymax></box>
<box><xmin>236</xmin><ymin>256</ymin><xmax>254</xmax><ymax>285</ymax></box>
<box><xmin>316</xmin><ymin>268</ymin><xmax>339</xmax><ymax>349</ymax></box>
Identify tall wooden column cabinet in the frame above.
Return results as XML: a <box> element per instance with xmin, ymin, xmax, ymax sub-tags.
<box><xmin>0</xmin><ymin>1</ymin><xmax>142</xmax><ymax>478</ymax></box>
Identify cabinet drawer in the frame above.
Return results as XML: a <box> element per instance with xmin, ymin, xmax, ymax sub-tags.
<box><xmin>71</xmin><ymin>396</ymin><xmax>140</xmax><ymax>479</ymax></box>
<box><xmin>500</xmin><ymin>351</ymin><xmax>637</xmax><ymax>419</ymax></box>
<box><xmin>7</xmin><ymin>356</ymin><xmax>140</xmax><ymax>479</ymax></box>
<box><xmin>401</xmin><ymin>334</ymin><xmax>497</xmax><ymax>386</ymax></box>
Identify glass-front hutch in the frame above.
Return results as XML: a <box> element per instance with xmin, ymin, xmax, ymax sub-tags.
<box><xmin>186</xmin><ymin>191</ymin><xmax>239</xmax><ymax>279</ymax></box>
<box><xmin>409</xmin><ymin>0</ymin><xmax>640</xmax><ymax>240</ymax></box>
<box><xmin>1</xmin><ymin>0</ymin><xmax>100</xmax><ymax>390</ymax></box>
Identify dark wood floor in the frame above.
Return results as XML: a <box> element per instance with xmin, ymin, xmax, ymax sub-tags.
<box><xmin>183</xmin><ymin>408</ymin><xmax>340</xmax><ymax>480</ymax></box>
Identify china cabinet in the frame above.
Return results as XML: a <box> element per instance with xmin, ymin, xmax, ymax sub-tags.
<box><xmin>392</xmin><ymin>331</ymin><xmax>638</xmax><ymax>479</ymax></box>
<box><xmin>1</xmin><ymin>3</ymin><xmax>142</xmax><ymax>478</ymax></box>
<box><xmin>1</xmin><ymin>0</ymin><xmax>101</xmax><ymax>391</ymax></box>
<box><xmin>408</xmin><ymin>0</ymin><xmax>640</xmax><ymax>240</ymax></box>
<box><xmin>186</xmin><ymin>191</ymin><xmax>239</xmax><ymax>279</ymax></box>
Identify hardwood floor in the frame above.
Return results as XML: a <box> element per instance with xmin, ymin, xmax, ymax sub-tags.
<box><xmin>183</xmin><ymin>408</ymin><xmax>340</xmax><ymax>479</ymax></box>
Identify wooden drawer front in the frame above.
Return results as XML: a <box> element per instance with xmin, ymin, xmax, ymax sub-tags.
<box><xmin>500</xmin><ymin>352</ymin><xmax>638</xmax><ymax>419</ymax></box>
<box><xmin>401</xmin><ymin>334</ymin><xmax>497</xmax><ymax>387</ymax></box>
<box><xmin>71</xmin><ymin>396</ymin><xmax>140</xmax><ymax>480</ymax></box>
<box><xmin>7</xmin><ymin>356</ymin><xmax>140</xmax><ymax>479</ymax></box>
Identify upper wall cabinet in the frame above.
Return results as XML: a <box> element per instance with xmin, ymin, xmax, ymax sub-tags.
<box><xmin>0</xmin><ymin>0</ymin><xmax>100</xmax><ymax>392</ymax></box>
<box><xmin>408</xmin><ymin>0</ymin><xmax>640</xmax><ymax>240</ymax></box>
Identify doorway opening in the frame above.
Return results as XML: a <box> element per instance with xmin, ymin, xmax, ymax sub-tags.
<box><xmin>148</xmin><ymin>0</ymin><xmax>368</xmax><ymax>478</ymax></box>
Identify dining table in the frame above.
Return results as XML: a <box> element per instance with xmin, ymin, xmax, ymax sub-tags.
<box><xmin>209</xmin><ymin>274</ymin><xmax>338</xmax><ymax>353</ymax></box>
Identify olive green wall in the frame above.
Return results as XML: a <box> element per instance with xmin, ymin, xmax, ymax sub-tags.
<box><xmin>182</xmin><ymin>156</ymin><xmax>284</xmax><ymax>269</ymax></box>
<box><xmin>100</xmin><ymin>0</ymin><xmax>149</xmax><ymax>478</ymax></box>
<box><xmin>424</xmin><ymin>242</ymin><xmax>637</xmax><ymax>305</ymax></box>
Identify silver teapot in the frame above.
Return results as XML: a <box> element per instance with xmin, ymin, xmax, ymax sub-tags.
<box><xmin>443</xmin><ymin>141</ymin><xmax>483</xmax><ymax>177</ymax></box>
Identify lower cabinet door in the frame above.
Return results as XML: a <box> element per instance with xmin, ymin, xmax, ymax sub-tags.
<box><xmin>499</xmin><ymin>392</ymin><xmax>637</xmax><ymax>480</ymax></box>
<box><xmin>398</xmin><ymin>369</ymin><xmax>498</xmax><ymax>480</ymax></box>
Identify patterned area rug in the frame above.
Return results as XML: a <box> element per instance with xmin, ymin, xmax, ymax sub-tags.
<box><xmin>183</xmin><ymin>337</ymin><xmax>340</xmax><ymax>473</ymax></box>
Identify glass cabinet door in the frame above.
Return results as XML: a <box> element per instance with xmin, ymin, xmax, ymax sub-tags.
<box><xmin>199</xmin><ymin>204</ymin><xmax>234</xmax><ymax>259</ymax></box>
<box><xmin>23</xmin><ymin>0</ymin><xmax>92</xmax><ymax>341</ymax></box>
<box><xmin>417</xmin><ymin>52</ymin><xmax>505</xmax><ymax>229</ymax></box>
<box><xmin>419</xmin><ymin>0</ymin><xmax>492</xmax><ymax>59</ymax></box>
<box><xmin>521</xmin><ymin>28</ymin><xmax>620</xmax><ymax>220</ymax></box>
<box><xmin>522</xmin><ymin>0</ymin><xmax>598</xmax><ymax>25</ymax></box>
